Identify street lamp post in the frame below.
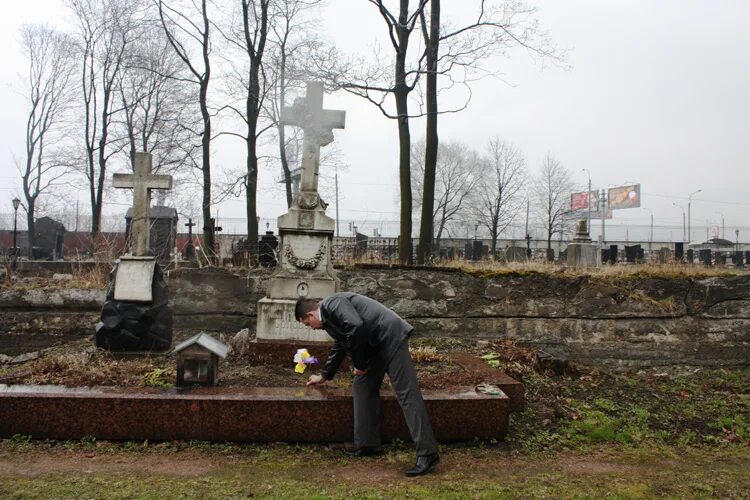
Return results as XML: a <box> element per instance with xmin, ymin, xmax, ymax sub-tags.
<box><xmin>687</xmin><ymin>189</ymin><xmax>701</xmax><ymax>243</ymax></box>
<box><xmin>736</xmin><ymin>229</ymin><xmax>740</xmax><ymax>252</ymax></box>
<box><xmin>643</xmin><ymin>208</ymin><xmax>653</xmax><ymax>252</ymax></box>
<box><xmin>11</xmin><ymin>197</ymin><xmax>20</xmax><ymax>271</ymax></box>
<box><xmin>581</xmin><ymin>168</ymin><xmax>592</xmax><ymax>234</ymax></box>
<box><xmin>673</xmin><ymin>203</ymin><xmax>686</xmax><ymax>242</ymax></box>
<box><xmin>714</xmin><ymin>212</ymin><xmax>725</xmax><ymax>239</ymax></box>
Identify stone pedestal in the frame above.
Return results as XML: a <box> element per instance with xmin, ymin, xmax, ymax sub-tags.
<box><xmin>95</xmin><ymin>257</ymin><xmax>173</xmax><ymax>350</ymax></box>
<box><xmin>256</xmin><ymin>191</ymin><xmax>339</xmax><ymax>341</ymax></box>
<box><xmin>566</xmin><ymin>220</ymin><xmax>601</xmax><ymax>269</ymax></box>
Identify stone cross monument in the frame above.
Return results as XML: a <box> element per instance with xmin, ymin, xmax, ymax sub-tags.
<box><xmin>257</xmin><ymin>82</ymin><xmax>345</xmax><ymax>342</ymax></box>
<box><xmin>114</xmin><ymin>153</ymin><xmax>172</xmax><ymax>257</ymax></box>
<box><xmin>95</xmin><ymin>151</ymin><xmax>174</xmax><ymax>351</ymax></box>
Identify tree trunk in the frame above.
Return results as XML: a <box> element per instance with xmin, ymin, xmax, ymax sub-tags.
<box><xmin>246</xmin><ymin>86</ymin><xmax>259</xmax><ymax>263</ymax></box>
<box><xmin>242</xmin><ymin>0</ymin><xmax>267</xmax><ymax>265</ymax></box>
<box><xmin>277</xmin><ymin>47</ymin><xmax>293</xmax><ymax>208</ymax></box>
<box><xmin>417</xmin><ymin>0</ymin><xmax>440</xmax><ymax>265</ymax></box>
<box><xmin>395</xmin><ymin>0</ymin><xmax>413</xmax><ymax>265</ymax></box>
<box><xmin>200</xmin><ymin>79</ymin><xmax>213</xmax><ymax>255</ymax></box>
<box><xmin>395</xmin><ymin>87</ymin><xmax>412</xmax><ymax>265</ymax></box>
<box><xmin>199</xmin><ymin>0</ymin><xmax>213</xmax><ymax>256</ymax></box>
<box><xmin>279</xmin><ymin>123</ymin><xmax>292</xmax><ymax>207</ymax></box>
<box><xmin>26</xmin><ymin>202</ymin><xmax>36</xmax><ymax>254</ymax></box>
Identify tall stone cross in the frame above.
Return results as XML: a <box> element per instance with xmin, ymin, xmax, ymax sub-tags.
<box><xmin>113</xmin><ymin>152</ymin><xmax>172</xmax><ymax>256</ymax></box>
<box><xmin>281</xmin><ymin>82</ymin><xmax>345</xmax><ymax>194</ymax></box>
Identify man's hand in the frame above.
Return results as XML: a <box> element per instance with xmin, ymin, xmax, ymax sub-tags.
<box><xmin>353</xmin><ymin>369</ymin><xmax>368</xmax><ymax>376</ymax></box>
<box><xmin>306</xmin><ymin>374</ymin><xmax>326</xmax><ymax>387</ymax></box>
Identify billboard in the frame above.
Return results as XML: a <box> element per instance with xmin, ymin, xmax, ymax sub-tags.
<box><xmin>570</xmin><ymin>190</ymin><xmax>598</xmax><ymax>212</ymax></box>
<box><xmin>608</xmin><ymin>184</ymin><xmax>641</xmax><ymax>210</ymax></box>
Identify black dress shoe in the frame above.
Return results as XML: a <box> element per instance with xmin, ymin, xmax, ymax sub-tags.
<box><xmin>405</xmin><ymin>453</ymin><xmax>440</xmax><ymax>476</ymax></box>
<box><xmin>343</xmin><ymin>445</ymin><xmax>383</xmax><ymax>457</ymax></box>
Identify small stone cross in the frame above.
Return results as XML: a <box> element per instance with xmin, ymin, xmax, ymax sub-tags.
<box><xmin>114</xmin><ymin>152</ymin><xmax>172</xmax><ymax>256</ymax></box>
<box><xmin>185</xmin><ymin>218</ymin><xmax>196</xmax><ymax>243</ymax></box>
<box><xmin>281</xmin><ymin>82</ymin><xmax>345</xmax><ymax>193</ymax></box>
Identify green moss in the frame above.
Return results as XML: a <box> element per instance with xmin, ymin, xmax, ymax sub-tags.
<box><xmin>140</xmin><ymin>368</ymin><xmax>174</xmax><ymax>388</ymax></box>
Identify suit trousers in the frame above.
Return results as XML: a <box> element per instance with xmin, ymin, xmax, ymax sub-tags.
<box><xmin>352</xmin><ymin>339</ymin><xmax>438</xmax><ymax>457</ymax></box>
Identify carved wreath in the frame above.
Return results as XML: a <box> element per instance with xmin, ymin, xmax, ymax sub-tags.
<box><xmin>284</xmin><ymin>241</ymin><xmax>327</xmax><ymax>270</ymax></box>
<box><xmin>297</xmin><ymin>193</ymin><xmax>320</xmax><ymax>210</ymax></box>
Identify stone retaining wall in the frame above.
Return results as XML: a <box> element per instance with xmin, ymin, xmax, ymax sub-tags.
<box><xmin>2</xmin><ymin>266</ymin><xmax>749</xmax><ymax>367</ymax></box>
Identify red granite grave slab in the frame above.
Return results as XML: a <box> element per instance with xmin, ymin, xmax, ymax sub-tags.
<box><xmin>248</xmin><ymin>339</ymin><xmax>349</xmax><ymax>370</ymax></box>
<box><xmin>248</xmin><ymin>341</ymin><xmax>523</xmax><ymax>410</ymax></box>
<box><xmin>0</xmin><ymin>384</ymin><xmax>508</xmax><ymax>442</ymax></box>
<box><xmin>452</xmin><ymin>352</ymin><xmax>525</xmax><ymax>411</ymax></box>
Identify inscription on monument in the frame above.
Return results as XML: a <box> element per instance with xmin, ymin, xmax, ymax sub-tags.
<box><xmin>299</xmin><ymin>211</ymin><xmax>314</xmax><ymax>228</ymax></box>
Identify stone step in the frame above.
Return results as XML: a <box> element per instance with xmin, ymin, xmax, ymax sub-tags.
<box><xmin>0</xmin><ymin>384</ymin><xmax>508</xmax><ymax>443</ymax></box>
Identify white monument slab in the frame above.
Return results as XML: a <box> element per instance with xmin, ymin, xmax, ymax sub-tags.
<box><xmin>114</xmin><ymin>256</ymin><xmax>156</xmax><ymax>302</ymax></box>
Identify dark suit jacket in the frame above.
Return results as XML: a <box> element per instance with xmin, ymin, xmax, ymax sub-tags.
<box><xmin>319</xmin><ymin>292</ymin><xmax>414</xmax><ymax>380</ymax></box>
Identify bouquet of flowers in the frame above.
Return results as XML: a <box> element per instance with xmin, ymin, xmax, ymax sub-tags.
<box><xmin>293</xmin><ymin>348</ymin><xmax>318</xmax><ymax>374</ymax></box>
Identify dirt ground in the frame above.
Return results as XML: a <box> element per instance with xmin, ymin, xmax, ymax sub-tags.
<box><xmin>0</xmin><ymin>331</ymin><xmax>496</xmax><ymax>390</ymax></box>
<box><xmin>1</xmin><ymin>443</ymin><xmax>749</xmax><ymax>499</ymax></box>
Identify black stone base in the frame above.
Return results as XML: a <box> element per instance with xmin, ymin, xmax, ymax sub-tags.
<box><xmin>95</xmin><ymin>261</ymin><xmax>172</xmax><ymax>351</ymax></box>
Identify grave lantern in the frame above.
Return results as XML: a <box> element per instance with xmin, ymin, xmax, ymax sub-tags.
<box><xmin>171</xmin><ymin>332</ymin><xmax>229</xmax><ymax>387</ymax></box>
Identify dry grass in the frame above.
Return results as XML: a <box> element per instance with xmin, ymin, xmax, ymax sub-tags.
<box><xmin>437</xmin><ymin>259</ymin><xmax>745</xmax><ymax>279</ymax></box>
<box><xmin>409</xmin><ymin>345</ymin><xmax>451</xmax><ymax>364</ymax></box>
<box><xmin>66</xmin><ymin>262</ymin><xmax>112</xmax><ymax>289</ymax></box>
<box><xmin>17</xmin><ymin>342</ymin><xmax>172</xmax><ymax>387</ymax></box>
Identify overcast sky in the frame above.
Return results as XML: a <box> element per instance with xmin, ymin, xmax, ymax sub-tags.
<box><xmin>1</xmin><ymin>0</ymin><xmax>749</xmax><ymax>243</ymax></box>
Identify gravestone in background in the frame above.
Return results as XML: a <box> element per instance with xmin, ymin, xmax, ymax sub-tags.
<box><xmin>472</xmin><ymin>240</ymin><xmax>484</xmax><ymax>261</ymax></box>
<box><xmin>732</xmin><ymin>251</ymin><xmax>744</xmax><ymax>267</ymax></box>
<box><xmin>745</xmin><ymin>251</ymin><xmax>750</xmax><ymax>266</ymax></box>
<box><xmin>125</xmin><ymin>206</ymin><xmax>177</xmax><ymax>263</ymax></box>
<box><xmin>33</xmin><ymin>216</ymin><xmax>65</xmax><ymax>260</ymax></box>
<box><xmin>257</xmin><ymin>82</ymin><xmax>345</xmax><ymax>342</ymax></box>
<box><xmin>657</xmin><ymin>247</ymin><xmax>670</xmax><ymax>264</ymax></box>
<box><xmin>686</xmin><ymin>249</ymin><xmax>694</xmax><ymax>263</ymax></box>
<box><xmin>625</xmin><ymin>245</ymin><xmax>641</xmax><ymax>263</ymax></box>
<box><xmin>699</xmin><ymin>249</ymin><xmax>712</xmax><ymax>266</ymax></box>
<box><xmin>505</xmin><ymin>246</ymin><xmax>527</xmax><ymax>262</ymax></box>
<box><xmin>354</xmin><ymin>232</ymin><xmax>369</xmax><ymax>260</ymax></box>
<box><xmin>258</xmin><ymin>231</ymin><xmax>279</xmax><ymax>268</ymax></box>
<box><xmin>566</xmin><ymin>220</ymin><xmax>600</xmax><ymax>269</ymax></box>
<box><xmin>715</xmin><ymin>252</ymin><xmax>727</xmax><ymax>266</ymax></box>
<box><xmin>609</xmin><ymin>244</ymin><xmax>618</xmax><ymax>264</ymax></box>
<box><xmin>674</xmin><ymin>242</ymin><xmax>684</xmax><ymax>260</ymax></box>
<box><xmin>95</xmin><ymin>152</ymin><xmax>173</xmax><ymax>351</ymax></box>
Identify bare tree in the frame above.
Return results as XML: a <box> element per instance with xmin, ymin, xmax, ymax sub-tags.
<box><xmin>117</xmin><ymin>23</ymin><xmax>197</xmax><ymax>177</ymax></box>
<box><xmin>473</xmin><ymin>137</ymin><xmax>527</xmax><ymax>257</ymax></box>
<box><xmin>157</xmin><ymin>0</ymin><xmax>216</xmax><ymax>253</ymax></box>
<box><xmin>17</xmin><ymin>24</ymin><xmax>77</xmax><ymax>252</ymax></box>
<box><xmin>68</xmin><ymin>0</ymin><xmax>137</xmax><ymax>240</ymax></box>
<box><xmin>411</xmin><ymin>139</ymin><xmax>480</xmax><ymax>254</ymax></box>
<box><xmin>416</xmin><ymin>0</ymin><xmax>439</xmax><ymax>264</ymax></box>
<box><xmin>416</xmin><ymin>0</ymin><xmax>564</xmax><ymax>263</ymax></box>
<box><xmin>316</xmin><ymin>0</ymin><xmax>430</xmax><ymax>264</ymax></box>
<box><xmin>265</xmin><ymin>0</ymin><xmax>325</xmax><ymax>208</ymax></box>
<box><xmin>533</xmin><ymin>153</ymin><xmax>572</xmax><ymax>260</ymax></box>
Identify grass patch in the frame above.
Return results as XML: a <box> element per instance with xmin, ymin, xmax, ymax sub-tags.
<box><xmin>1</xmin><ymin>444</ymin><xmax>749</xmax><ymax>499</ymax></box>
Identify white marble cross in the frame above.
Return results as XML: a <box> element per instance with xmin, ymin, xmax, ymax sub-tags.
<box><xmin>113</xmin><ymin>152</ymin><xmax>172</xmax><ymax>256</ymax></box>
<box><xmin>281</xmin><ymin>82</ymin><xmax>345</xmax><ymax>193</ymax></box>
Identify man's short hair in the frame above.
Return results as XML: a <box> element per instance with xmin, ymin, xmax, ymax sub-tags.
<box><xmin>295</xmin><ymin>298</ymin><xmax>320</xmax><ymax>321</ymax></box>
